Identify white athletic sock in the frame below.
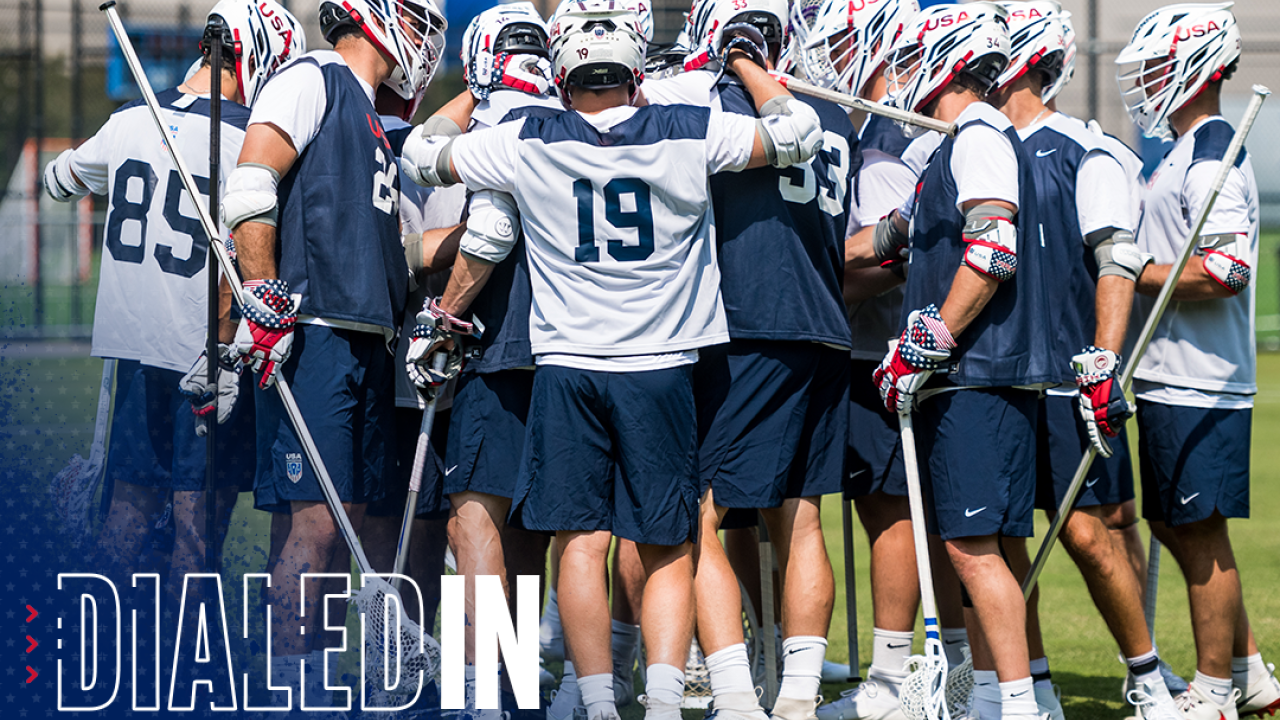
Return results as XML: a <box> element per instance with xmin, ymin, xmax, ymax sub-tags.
<box><xmin>972</xmin><ymin>670</ymin><xmax>1001</xmax><ymax>720</ymax></box>
<box><xmin>612</xmin><ymin>620</ymin><xmax>641</xmax><ymax>668</ymax></box>
<box><xmin>579</xmin><ymin>673</ymin><xmax>618</xmax><ymax>720</ymax></box>
<box><xmin>872</xmin><ymin>628</ymin><xmax>915</xmax><ymax>676</ymax></box>
<box><xmin>1233</xmin><ymin>653</ymin><xmax>1270</xmax><ymax>690</ymax></box>
<box><xmin>1127</xmin><ymin>649</ymin><xmax>1162</xmax><ymax>688</ymax></box>
<box><xmin>999</xmin><ymin>677</ymin><xmax>1037</xmax><ymax>717</ymax></box>
<box><xmin>543</xmin><ymin>588</ymin><xmax>562</xmax><ymax>630</ymax></box>
<box><xmin>549</xmin><ymin>661</ymin><xmax>582</xmax><ymax>716</ymax></box>
<box><xmin>1029</xmin><ymin>657</ymin><xmax>1052</xmax><ymax>694</ymax></box>
<box><xmin>1195</xmin><ymin>671</ymin><xmax>1235</xmax><ymax>706</ymax></box>
<box><xmin>941</xmin><ymin>627</ymin><xmax>969</xmax><ymax>668</ymax></box>
<box><xmin>645</xmin><ymin>663</ymin><xmax>686</xmax><ymax>706</ymax></box>
<box><xmin>778</xmin><ymin>636</ymin><xmax>827</xmax><ymax>701</ymax></box>
<box><xmin>705</xmin><ymin>643</ymin><xmax>757</xmax><ymax>700</ymax></box>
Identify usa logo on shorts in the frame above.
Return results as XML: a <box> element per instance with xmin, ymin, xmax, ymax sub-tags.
<box><xmin>286</xmin><ymin>453</ymin><xmax>303</xmax><ymax>483</ymax></box>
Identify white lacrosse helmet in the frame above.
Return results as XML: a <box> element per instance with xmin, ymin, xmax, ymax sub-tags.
<box><xmin>776</xmin><ymin>0</ymin><xmax>825</xmax><ymax>76</ymax></box>
<box><xmin>203</xmin><ymin>0</ymin><xmax>306</xmax><ymax>106</ymax></box>
<box><xmin>883</xmin><ymin>2</ymin><xmax>1010</xmax><ymax>114</ymax></box>
<box><xmin>802</xmin><ymin>0</ymin><xmax>919</xmax><ymax>97</ymax></box>
<box><xmin>319</xmin><ymin>0</ymin><xmax>447</xmax><ymax>102</ymax></box>
<box><xmin>1043</xmin><ymin>8</ymin><xmax>1075</xmax><ymax>102</ymax></box>
<box><xmin>550</xmin><ymin>0</ymin><xmax>648</xmax><ymax>105</ymax></box>
<box><xmin>462</xmin><ymin>2</ymin><xmax>551</xmax><ymax>98</ymax></box>
<box><xmin>992</xmin><ymin>1</ymin><xmax>1067</xmax><ymax>93</ymax></box>
<box><xmin>555</xmin><ymin>0</ymin><xmax>653</xmax><ymax>41</ymax></box>
<box><xmin>684</xmin><ymin>0</ymin><xmax>789</xmax><ymax>72</ymax></box>
<box><xmin>1115</xmin><ymin>2</ymin><xmax>1240</xmax><ymax>139</ymax></box>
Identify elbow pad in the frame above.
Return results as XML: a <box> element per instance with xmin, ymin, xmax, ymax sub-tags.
<box><xmin>757</xmin><ymin>97</ymin><xmax>823</xmax><ymax>168</ymax></box>
<box><xmin>961</xmin><ymin>204</ymin><xmax>1017</xmax><ymax>282</ymax></box>
<box><xmin>1088</xmin><ymin>228</ymin><xmax>1151</xmax><ymax>282</ymax></box>
<box><xmin>401</xmin><ymin>120</ymin><xmax>462</xmax><ymax>187</ymax></box>
<box><xmin>459</xmin><ymin>191</ymin><xmax>520</xmax><ymax>263</ymax></box>
<box><xmin>1201</xmin><ymin>234</ymin><xmax>1251</xmax><ymax>294</ymax></box>
<box><xmin>222</xmin><ymin>163</ymin><xmax>280</xmax><ymax>230</ymax></box>
<box><xmin>43</xmin><ymin>149</ymin><xmax>88</xmax><ymax>202</ymax></box>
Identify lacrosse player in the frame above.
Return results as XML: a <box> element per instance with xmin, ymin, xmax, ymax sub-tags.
<box><xmin>635</xmin><ymin>0</ymin><xmax>857</xmax><ymax>718</ymax></box>
<box><xmin>400</xmin><ymin>3</ymin><xmax>822</xmax><ymax>719</ymax></box>
<box><xmin>223</xmin><ymin>0</ymin><xmax>445</xmax><ymax>696</ymax></box>
<box><xmin>41</xmin><ymin>0</ymin><xmax>303</xmax><ymax>594</ymax></box>
<box><xmin>983</xmin><ymin>4</ymin><xmax>1188</xmax><ymax>720</ymax></box>
<box><xmin>865</xmin><ymin>5</ymin><xmax>1059</xmax><ymax>720</ymax></box>
<box><xmin>1116</xmin><ymin>5</ymin><xmax>1279</xmax><ymax>719</ymax></box>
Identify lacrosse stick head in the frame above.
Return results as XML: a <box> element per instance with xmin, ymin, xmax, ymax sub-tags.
<box><xmin>353</xmin><ymin>574</ymin><xmax>440</xmax><ymax>709</ymax></box>
<box><xmin>944</xmin><ymin>646</ymin><xmax>974</xmax><ymax>717</ymax></box>
<box><xmin>49</xmin><ymin>455</ymin><xmax>96</xmax><ymax>539</ymax></box>
<box><xmin>900</xmin><ymin>638</ymin><xmax>950</xmax><ymax>720</ymax></box>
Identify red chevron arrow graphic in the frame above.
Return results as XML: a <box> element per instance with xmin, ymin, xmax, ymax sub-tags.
<box><xmin>25</xmin><ymin>667</ymin><xmax>36</xmax><ymax>684</ymax></box>
<box><xmin>26</xmin><ymin>635</ymin><xmax>37</xmax><ymax>653</ymax></box>
<box><xmin>25</xmin><ymin>605</ymin><xmax>37</xmax><ymax>622</ymax></box>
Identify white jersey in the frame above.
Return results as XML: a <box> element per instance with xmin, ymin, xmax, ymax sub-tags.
<box><xmin>449</xmin><ymin>103</ymin><xmax>758</xmax><ymax>368</ymax></box>
<box><xmin>470</xmin><ymin>89</ymin><xmax>563</xmax><ymax>130</ymax></box>
<box><xmin>68</xmin><ymin>89</ymin><xmax>248</xmax><ymax>373</ymax></box>
<box><xmin>1132</xmin><ymin>115</ymin><xmax>1258</xmax><ymax>408</ymax></box>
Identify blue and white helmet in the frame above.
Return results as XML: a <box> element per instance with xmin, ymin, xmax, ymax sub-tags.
<box><xmin>550</xmin><ymin>0</ymin><xmax>648</xmax><ymax>104</ymax></box>
<box><xmin>319</xmin><ymin>0</ymin><xmax>447</xmax><ymax>103</ymax></box>
<box><xmin>992</xmin><ymin>1</ymin><xmax>1068</xmax><ymax>94</ymax></box>
<box><xmin>802</xmin><ymin>0</ymin><xmax>919</xmax><ymax>97</ymax></box>
<box><xmin>203</xmin><ymin>0</ymin><xmax>306</xmax><ymax>106</ymax></box>
<box><xmin>554</xmin><ymin>0</ymin><xmax>652</xmax><ymax>41</ymax></box>
<box><xmin>462</xmin><ymin>2</ymin><xmax>551</xmax><ymax>99</ymax></box>
<box><xmin>1043</xmin><ymin>7</ymin><xmax>1075</xmax><ymax>103</ymax></box>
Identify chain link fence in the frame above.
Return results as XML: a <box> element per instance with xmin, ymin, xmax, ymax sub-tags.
<box><xmin>1</xmin><ymin>0</ymin><xmax>1277</xmax><ymax>340</ymax></box>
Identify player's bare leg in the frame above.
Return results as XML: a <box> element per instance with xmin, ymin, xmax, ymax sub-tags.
<box><xmin>167</xmin><ymin>487</ymin><xmax>239</xmax><ymax>602</ymax></box>
<box><xmin>945</xmin><ymin>537</ymin><xmax>1029</xmax><ymax>682</ymax></box>
<box><xmin>1003</xmin><ymin>537</ymin><xmax>1060</xmax><ymax>719</ymax></box>
<box><xmin>637</xmin><ymin>539</ymin><xmax>697</xmax><ymax>720</ymax></box>
<box><xmin>1101</xmin><ymin>501</ymin><xmax>1147</xmax><ymax>600</ymax></box>
<box><xmin>725</xmin><ymin>527</ymin><xmax>763</xmax><ymax>622</ymax></box>
<box><xmin>858</xmin><ymin>492</ymin><xmax>920</xmax><ymax>641</ymax></box>
<box><xmin>1162</xmin><ymin>513</ymin><xmax>1242</xmax><ymax>682</ymax></box>
<box><xmin>449</xmin><ymin>490</ymin><xmax>514</xmax><ymax>665</ymax></box>
<box><xmin>558</xmin><ymin>529</ymin><xmax>619</xmax><ymax>718</ymax></box>
<box><xmin>1056</xmin><ymin>507</ymin><xmax>1152</xmax><ymax>657</ymax></box>
<box><xmin>97</xmin><ymin>480</ymin><xmax>169</xmax><ymax>579</ymax></box>
<box><xmin>611</xmin><ymin>539</ymin><xmax>644</xmax><ymax>705</ymax></box>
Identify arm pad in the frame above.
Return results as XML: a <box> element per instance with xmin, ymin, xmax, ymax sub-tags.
<box><xmin>223</xmin><ymin>163</ymin><xmax>280</xmax><ymax>230</ymax></box>
<box><xmin>756</xmin><ymin>97</ymin><xmax>823</xmax><ymax>168</ymax></box>
<box><xmin>1087</xmin><ymin>227</ymin><xmax>1150</xmax><ymax>282</ymax></box>
<box><xmin>402</xmin><ymin>120</ymin><xmax>462</xmax><ymax>187</ymax></box>
<box><xmin>961</xmin><ymin>203</ymin><xmax>1017</xmax><ymax>282</ymax></box>
<box><xmin>43</xmin><ymin>149</ymin><xmax>88</xmax><ymax>202</ymax></box>
<box><xmin>459</xmin><ymin>190</ymin><xmax>521</xmax><ymax>263</ymax></box>
<box><xmin>1201</xmin><ymin>237</ymin><xmax>1251</xmax><ymax>295</ymax></box>
<box><xmin>873</xmin><ymin>212</ymin><xmax>909</xmax><ymax>266</ymax></box>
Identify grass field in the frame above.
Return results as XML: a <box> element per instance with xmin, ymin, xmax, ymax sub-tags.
<box><xmin>2</xmin><ymin>350</ymin><xmax>1279</xmax><ymax>719</ymax></box>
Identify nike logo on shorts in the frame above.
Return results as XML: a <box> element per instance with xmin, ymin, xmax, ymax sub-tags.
<box><xmin>965</xmin><ymin>507</ymin><xmax>987</xmax><ymax>517</ymax></box>
<box><xmin>1036</xmin><ymin>149</ymin><xmax>1057</xmax><ymax>157</ymax></box>
<box><xmin>1086</xmin><ymin>477</ymin><xmax>1100</xmax><ymax>488</ymax></box>
<box><xmin>445</xmin><ymin>465</ymin><xmax>458</xmax><ymax>476</ymax></box>
<box><xmin>1181</xmin><ymin>492</ymin><xmax>1201</xmax><ymax>505</ymax></box>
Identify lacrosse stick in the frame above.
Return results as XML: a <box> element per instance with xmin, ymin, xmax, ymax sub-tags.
<box><xmin>1144</xmin><ymin>538</ymin><xmax>1161</xmax><ymax>641</ymax></box>
<box><xmin>759</xmin><ymin>513</ymin><xmax>780</xmax><ymax>707</ymax></box>
<box><xmin>770</xmin><ymin>73</ymin><xmax>957</xmax><ymax>137</ymax></box>
<box><xmin>101</xmin><ymin>1</ymin><xmax>440</xmax><ymax>702</ymax></box>
<box><xmin>49</xmin><ymin>358</ymin><xmax>116</xmax><ymax>539</ymax></box>
<box><xmin>205</xmin><ymin>17</ymin><xmax>223</xmax><ymax>574</ymax></box>
<box><xmin>1021</xmin><ymin>84</ymin><xmax>1271</xmax><ymax>599</ymax></box>
<box><xmin>842</xmin><ymin>497</ymin><xmax>862</xmax><ymax>682</ymax></box>
<box><xmin>391</xmin><ymin>352</ymin><xmax>448</xmax><ymax>591</ymax></box>
<box><xmin>898</xmin><ymin>411</ymin><xmax>949</xmax><ymax>720</ymax></box>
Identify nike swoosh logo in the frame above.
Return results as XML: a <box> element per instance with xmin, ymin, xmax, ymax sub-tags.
<box><xmin>1086</xmin><ymin>477</ymin><xmax>1100</xmax><ymax>488</ymax></box>
<box><xmin>785</xmin><ymin>646</ymin><xmax>822</xmax><ymax>656</ymax></box>
<box><xmin>1181</xmin><ymin>492</ymin><xmax>1200</xmax><ymax>505</ymax></box>
<box><xmin>445</xmin><ymin>465</ymin><xmax>458</xmax><ymax>476</ymax></box>
<box><xmin>965</xmin><ymin>507</ymin><xmax>987</xmax><ymax>517</ymax></box>
<box><xmin>887</xmin><ymin>643</ymin><xmax>911</xmax><ymax>649</ymax></box>
<box><xmin>1036</xmin><ymin>149</ymin><xmax>1057</xmax><ymax>157</ymax></box>
<box><xmin>1011</xmin><ymin>690</ymin><xmax>1029</xmax><ymax>698</ymax></box>
<box><xmin>944</xmin><ymin>639</ymin><xmax>964</xmax><ymax>645</ymax></box>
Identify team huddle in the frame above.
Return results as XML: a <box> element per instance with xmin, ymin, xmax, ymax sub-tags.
<box><xmin>40</xmin><ymin>0</ymin><xmax>1273</xmax><ymax>719</ymax></box>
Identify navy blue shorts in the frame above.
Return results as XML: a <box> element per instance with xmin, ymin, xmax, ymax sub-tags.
<box><xmin>106</xmin><ymin>360</ymin><xmax>255</xmax><ymax>492</ymax></box>
<box><xmin>509</xmin><ymin>364</ymin><xmax>700</xmax><ymax>546</ymax></box>
<box><xmin>440</xmin><ymin>370</ymin><xmax>534</xmax><ymax>501</ymax></box>
<box><xmin>846</xmin><ymin>359</ymin><xmax>907</xmax><ymax>499</ymax></box>
<box><xmin>1035</xmin><ymin>394</ymin><xmax>1135</xmax><ymax>511</ymax></box>
<box><xmin>367</xmin><ymin>408</ymin><xmax>451</xmax><ymax>519</ymax></box>
<box><xmin>916</xmin><ymin>388</ymin><xmax>1038</xmax><ymax>540</ymax></box>
<box><xmin>695</xmin><ymin>341</ymin><xmax>848</xmax><ymax>509</ymax></box>
<box><xmin>1137</xmin><ymin>399</ymin><xmax>1250</xmax><ymax>527</ymax></box>
<box><xmin>253</xmin><ymin>325</ymin><xmax>393</xmax><ymax>512</ymax></box>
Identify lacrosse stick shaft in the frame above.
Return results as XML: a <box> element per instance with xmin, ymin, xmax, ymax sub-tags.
<box><xmin>205</xmin><ymin>19</ymin><xmax>223</xmax><ymax>574</ymax></box>
<box><xmin>759</xmin><ymin>514</ymin><xmax>779</xmax><ymax>707</ymax></box>
<box><xmin>1144</xmin><ymin>538</ymin><xmax>1161</xmax><ymax>641</ymax></box>
<box><xmin>771</xmin><ymin>74</ymin><xmax>958</xmax><ymax>137</ymax></box>
<box><xmin>392</xmin><ymin>353</ymin><xmax>448</xmax><ymax>590</ymax></box>
<box><xmin>842</xmin><ymin>497</ymin><xmax>862</xmax><ymax>681</ymax></box>
<box><xmin>102</xmin><ymin>0</ymin><xmax>372</xmax><ymax>578</ymax></box>
<box><xmin>899</xmin><ymin>412</ymin><xmax>943</xmax><ymax>642</ymax></box>
<box><xmin>1021</xmin><ymin>85</ymin><xmax>1270</xmax><ymax>599</ymax></box>
<box><xmin>89</xmin><ymin>359</ymin><xmax>116</xmax><ymax>467</ymax></box>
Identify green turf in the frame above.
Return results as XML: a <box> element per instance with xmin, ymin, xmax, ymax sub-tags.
<box><xmin>4</xmin><ymin>351</ymin><xmax>1280</xmax><ymax>719</ymax></box>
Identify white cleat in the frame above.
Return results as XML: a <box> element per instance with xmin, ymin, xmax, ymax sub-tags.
<box><xmin>816</xmin><ymin>679</ymin><xmax>906</xmax><ymax>720</ymax></box>
<box><xmin>709</xmin><ymin>691</ymin><xmax>770</xmax><ymax>720</ymax></box>
<box><xmin>1129</xmin><ymin>679</ymin><xmax>1184</xmax><ymax>720</ymax></box>
<box><xmin>1175</xmin><ymin>684</ymin><xmax>1243</xmax><ymax>720</ymax></box>
<box><xmin>1238</xmin><ymin>665</ymin><xmax>1280</xmax><ymax>718</ymax></box>
<box><xmin>823</xmin><ymin>661</ymin><xmax>855</xmax><ymax>683</ymax></box>
<box><xmin>1125</xmin><ymin>660</ymin><xmax>1190</xmax><ymax>699</ymax></box>
<box><xmin>772</xmin><ymin>696</ymin><xmax>821</xmax><ymax>720</ymax></box>
<box><xmin>640</xmin><ymin>695</ymin><xmax>685</xmax><ymax>720</ymax></box>
<box><xmin>1036</xmin><ymin>683</ymin><xmax>1065</xmax><ymax>720</ymax></box>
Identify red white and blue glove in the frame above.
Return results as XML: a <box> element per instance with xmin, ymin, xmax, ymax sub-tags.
<box><xmin>406</xmin><ymin>297</ymin><xmax>476</xmax><ymax>396</ymax></box>
<box><xmin>1071</xmin><ymin>346</ymin><xmax>1134</xmax><ymax>458</ymax></box>
<box><xmin>179</xmin><ymin>342</ymin><xmax>242</xmax><ymax>437</ymax></box>
<box><xmin>496</xmin><ymin>53</ymin><xmax>552</xmax><ymax>95</ymax></box>
<box><xmin>873</xmin><ymin>304</ymin><xmax>956</xmax><ymax>414</ymax></box>
<box><xmin>234</xmin><ymin>278</ymin><xmax>300</xmax><ymax>390</ymax></box>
